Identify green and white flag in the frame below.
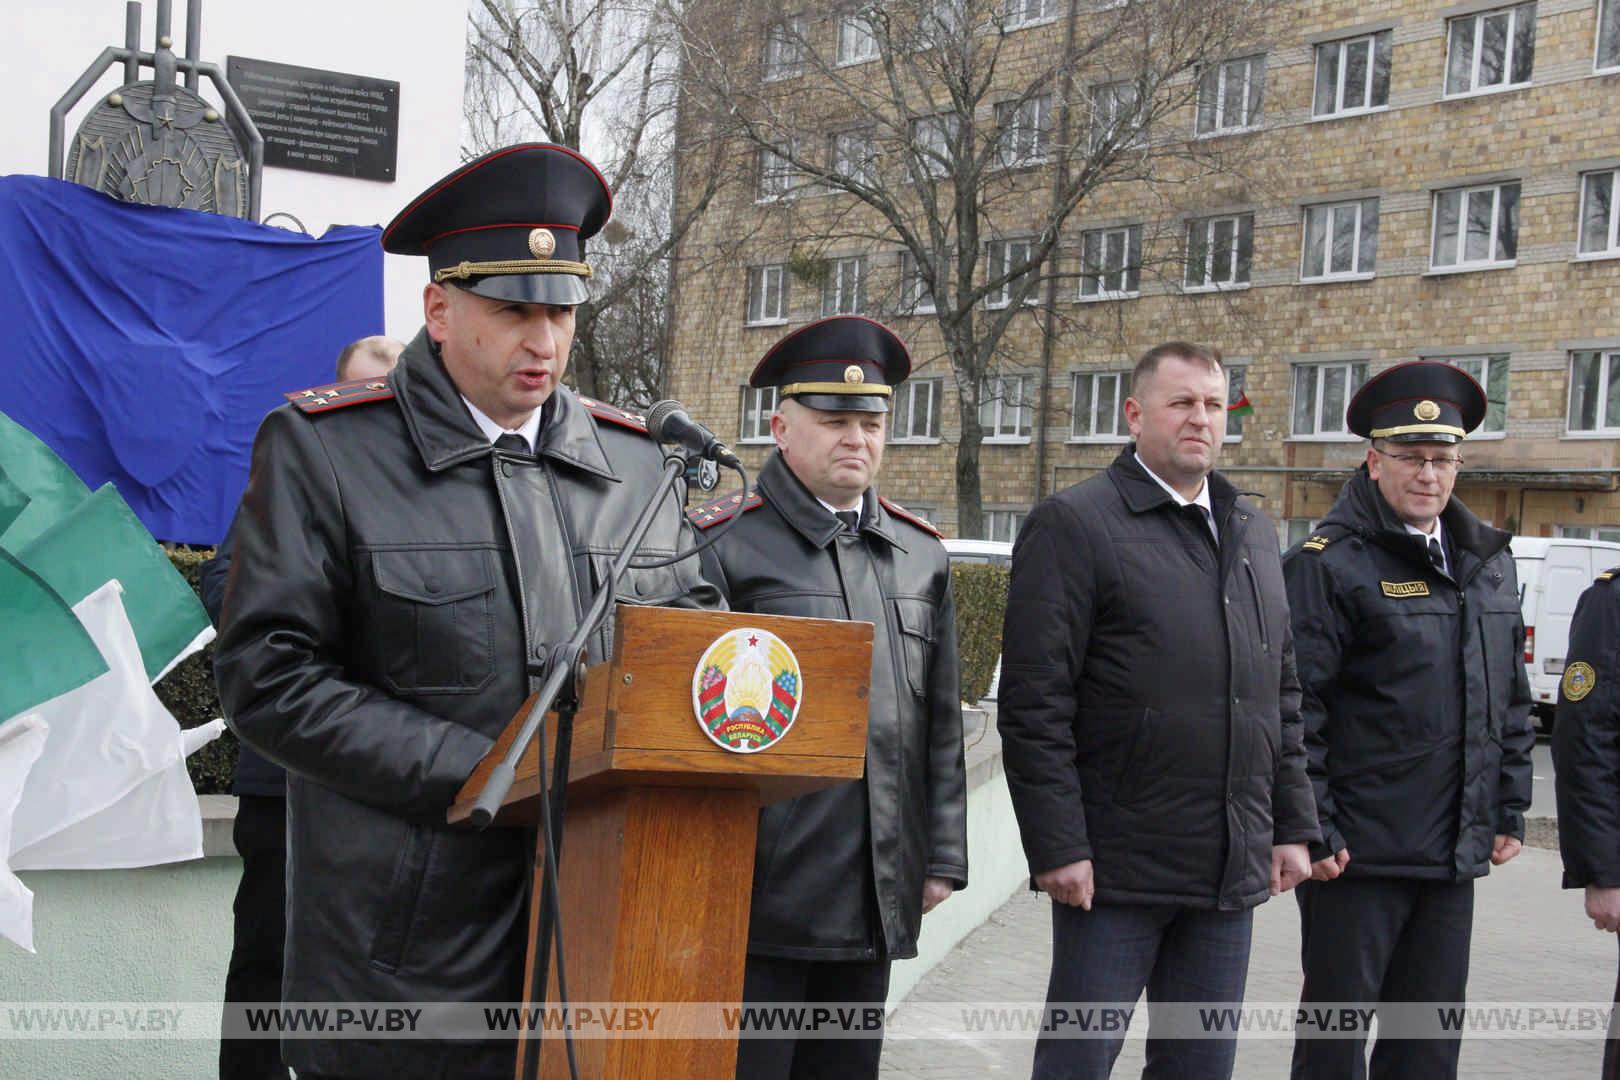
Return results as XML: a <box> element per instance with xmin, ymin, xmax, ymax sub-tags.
<box><xmin>13</xmin><ymin>484</ymin><xmax>212</xmax><ymax>682</ymax></box>
<box><xmin>0</xmin><ymin>411</ymin><xmax>91</xmax><ymax>553</ymax></box>
<box><xmin>0</xmin><ymin>416</ymin><xmax>220</xmax><ymax>951</ymax></box>
<box><xmin>0</xmin><ymin>551</ymin><xmax>108</xmax><ymax>951</ymax></box>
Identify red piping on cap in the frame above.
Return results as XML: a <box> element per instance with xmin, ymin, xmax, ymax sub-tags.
<box><xmin>381</xmin><ymin>143</ymin><xmax>613</xmax><ymax>248</ymax></box>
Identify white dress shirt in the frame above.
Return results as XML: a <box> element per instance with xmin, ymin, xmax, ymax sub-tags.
<box><xmin>461</xmin><ymin>395</ymin><xmax>543</xmax><ymax>452</ymax></box>
<box><xmin>1135</xmin><ymin>452</ymin><xmax>1218</xmax><ymax>543</ymax></box>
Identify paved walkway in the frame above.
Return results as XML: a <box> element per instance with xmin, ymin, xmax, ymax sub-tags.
<box><xmin>881</xmin><ymin>845</ymin><xmax>1613</xmax><ymax>1079</ymax></box>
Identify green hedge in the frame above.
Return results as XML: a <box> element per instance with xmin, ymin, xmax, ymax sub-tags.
<box><xmin>951</xmin><ymin>562</ymin><xmax>1009</xmax><ymax>704</ymax></box>
<box><xmin>156</xmin><ymin>546</ymin><xmax>237</xmax><ymax>795</ymax></box>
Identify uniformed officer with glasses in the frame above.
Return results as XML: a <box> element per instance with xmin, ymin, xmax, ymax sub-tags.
<box><xmin>1282</xmin><ymin>361</ymin><xmax>1534</xmax><ymax>1079</ymax></box>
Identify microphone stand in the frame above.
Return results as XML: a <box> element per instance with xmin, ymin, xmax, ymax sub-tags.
<box><xmin>468</xmin><ymin>448</ymin><xmax>696</xmax><ymax>1080</ymax></box>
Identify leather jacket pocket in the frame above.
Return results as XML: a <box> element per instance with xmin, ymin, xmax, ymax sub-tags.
<box><xmin>368</xmin><ymin>824</ymin><xmax>435</xmax><ymax>974</ymax></box>
<box><xmin>371</xmin><ymin>548</ymin><xmax>497</xmax><ymax>695</ymax></box>
<box><xmin>893</xmin><ymin>597</ymin><xmax>936</xmax><ymax>698</ymax></box>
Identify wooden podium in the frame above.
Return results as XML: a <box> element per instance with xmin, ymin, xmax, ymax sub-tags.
<box><xmin>450</xmin><ymin>604</ymin><xmax>874</xmax><ymax>1079</ymax></box>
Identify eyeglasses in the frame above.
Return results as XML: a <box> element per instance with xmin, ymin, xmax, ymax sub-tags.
<box><xmin>1373</xmin><ymin>448</ymin><xmax>1463</xmax><ymax>474</ymax></box>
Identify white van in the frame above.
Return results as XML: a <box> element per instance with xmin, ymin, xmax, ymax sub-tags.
<box><xmin>1509</xmin><ymin>536</ymin><xmax>1620</xmax><ymax>731</ymax></box>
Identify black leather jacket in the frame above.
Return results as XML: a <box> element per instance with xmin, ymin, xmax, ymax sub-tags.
<box><xmin>213</xmin><ymin>330</ymin><xmax>719</xmax><ymax>1080</ymax></box>
<box><xmin>1283</xmin><ymin>467</ymin><xmax>1533</xmax><ymax>879</ymax></box>
<box><xmin>693</xmin><ymin>452</ymin><xmax>968</xmax><ymax>961</ymax></box>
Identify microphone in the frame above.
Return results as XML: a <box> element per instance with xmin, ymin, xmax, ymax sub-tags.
<box><xmin>645</xmin><ymin>400</ymin><xmax>742</xmax><ymax>468</ymax></box>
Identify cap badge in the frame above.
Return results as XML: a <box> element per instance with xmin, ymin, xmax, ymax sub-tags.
<box><xmin>844</xmin><ymin>365</ymin><xmax>865</xmax><ymax>384</ymax></box>
<box><xmin>692</xmin><ymin>627</ymin><xmax>803</xmax><ymax>754</ymax></box>
<box><xmin>527</xmin><ymin>228</ymin><xmax>557</xmax><ymax>259</ymax></box>
<box><xmin>1414</xmin><ymin>400</ymin><xmax>1441</xmax><ymax>422</ymax></box>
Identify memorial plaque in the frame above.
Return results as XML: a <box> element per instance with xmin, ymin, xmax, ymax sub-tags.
<box><xmin>226</xmin><ymin>56</ymin><xmax>399</xmax><ymax>182</ymax></box>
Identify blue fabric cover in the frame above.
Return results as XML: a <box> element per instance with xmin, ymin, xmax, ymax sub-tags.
<box><xmin>0</xmin><ymin>175</ymin><xmax>383</xmax><ymax>544</ymax></box>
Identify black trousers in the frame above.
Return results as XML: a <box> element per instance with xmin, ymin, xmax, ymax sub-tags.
<box><xmin>733</xmin><ymin>954</ymin><xmax>891</xmax><ymax>1080</ymax></box>
<box><xmin>1290</xmin><ymin>876</ymin><xmax>1474</xmax><ymax>1080</ymax></box>
<box><xmin>219</xmin><ymin>794</ymin><xmax>290</xmax><ymax>1080</ymax></box>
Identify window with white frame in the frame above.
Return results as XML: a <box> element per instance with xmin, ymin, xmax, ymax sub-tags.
<box><xmin>1282</xmin><ymin>518</ymin><xmax>1317</xmax><ymax>550</ymax></box>
<box><xmin>1313</xmin><ymin>31</ymin><xmax>1392</xmax><ymax>117</ymax></box>
<box><xmin>898</xmin><ymin>251</ymin><xmax>937</xmax><ymax>314</ymax></box>
<box><xmin>1291</xmin><ymin>360</ymin><xmax>1368</xmax><ymax>437</ymax></box>
<box><xmin>836</xmin><ymin>12</ymin><xmax>879</xmax><ymax>66</ymax></box>
<box><xmin>1445</xmin><ymin>2</ymin><xmax>1537</xmax><ymax>96</ymax></box>
<box><xmin>1441</xmin><ymin>354</ymin><xmax>1509</xmax><ymax>434</ymax></box>
<box><xmin>983</xmin><ymin>509</ymin><xmax>1025</xmax><ymax>543</ymax></box>
<box><xmin>1070</xmin><ymin>371</ymin><xmax>1130</xmax><ymax>440</ymax></box>
<box><xmin>1431</xmin><ymin>182</ymin><xmax>1519</xmax><ymax>270</ymax></box>
<box><xmin>739</xmin><ymin>385</ymin><xmax>779</xmax><ymax>442</ymax></box>
<box><xmin>757</xmin><ymin>141</ymin><xmax>799</xmax><ymax>201</ymax></box>
<box><xmin>1185</xmin><ymin>214</ymin><xmax>1253</xmax><ymax>288</ymax></box>
<box><xmin>1580</xmin><ymin>170</ymin><xmax>1620</xmax><ymax>257</ymax></box>
<box><xmin>1568</xmin><ymin>350</ymin><xmax>1620</xmax><ymax>433</ymax></box>
<box><xmin>745</xmin><ymin>264</ymin><xmax>789</xmax><ymax>325</ymax></box>
<box><xmin>1003</xmin><ymin>0</ymin><xmax>1058</xmax><ymax>27</ymax></box>
<box><xmin>1089</xmin><ymin>79</ymin><xmax>1143</xmax><ymax>151</ymax></box>
<box><xmin>1559</xmin><ymin>524</ymin><xmax>1620</xmax><ymax>542</ymax></box>
<box><xmin>1225</xmin><ymin>363</ymin><xmax>1249</xmax><ymax>440</ymax></box>
<box><xmin>995</xmin><ymin>95</ymin><xmax>1053</xmax><ymax>168</ymax></box>
<box><xmin>1301</xmin><ymin>198</ymin><xmax>1379</xmax><ymax>281</ymax></box>
<box><xmin>910</xmin><ymin>113</ymin><xmax>958</xmax><ymax>179</ymax></box>
<box><xmin>980</xmin><ymin>374</ymin><xmax>1034</xmax><ymax>439</ymax></box>
<box><xmin>1079</xmin><ymin>225</ymin><xmax>1142</xmax><ymax>299</ymax></box>
<box><xmin>822</xmin><ymin>256</ymin><xmax>867</xmax><ymax>316</ymax></box>
<box><xmin>986</xmin><ymin>238</ymin><xmax>1037</xmax><ymax>308</ymax></box>
<box><xmin>891</xmin><ymin>378</ymin><xmax>943</xmax><ymax>441</ymax></box>
<box><xmin>1600</xmin><ymin>0</ymin><xmax>1620</xmax><ymax>70</ymax></box>
<box><xmin>830</xmin><ymin>129</ymin><xmax>877</xmax><ymax>186</ymax></box>
<box><xmin>1196</xmin><ymin>55</ymin><xmax>1265</xmax><ymax>135</ymax></box>
<box><xmin>763</xmin><ymin>18</ymin><xmax>806</xmax><ymax>81</ymax></box>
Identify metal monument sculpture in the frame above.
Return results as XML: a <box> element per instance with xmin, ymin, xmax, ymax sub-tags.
<box><xmin>49</xmin><ymin>0</ymin><xmax>263</xmax><ymax>220</ymax></box>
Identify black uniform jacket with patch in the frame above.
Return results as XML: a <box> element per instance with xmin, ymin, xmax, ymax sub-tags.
<box><xmin>1553</xmin><ymin>568</ymin><xmax>1620</xmax><ymax>889</ymax></box>
<box><xmin>1283</xmin><ymin>466</ymin><xmax>1533</xmax><ymax>880</ymax></box>
<box><xmin>998</xmin><ymin>445</ymin><xmax>1319</xmax><ymax>910</ymax></box>
<box><xmin>213</xmin><ymin>330</ymin><xmax>721</xmax><ymax>1080</ymax></box>
<box><xmin>691</xmin><ymin>451</ymin><xmax>968</xmax><ymax>962</ymax></box>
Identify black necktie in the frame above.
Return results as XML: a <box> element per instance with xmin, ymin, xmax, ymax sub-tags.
<box><xmin>835</xmin><ymin>510</ymin><xmax>859</xmax><ymax>533</ymax></box>
<box><xmin>1428</xmin><ymin>535</ymin><xmax>1446</xmax><ymax>575</ymax></box>
<box><xmin>494</xmin><ymin>433</ymin><xmax>530</xmax><ymax>456</ymax></box>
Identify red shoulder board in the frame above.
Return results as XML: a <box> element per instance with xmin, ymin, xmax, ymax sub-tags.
<box><xmin>880</xmin><ymin>497</ymin><xmax>942</xmax><ymax>538</ymax></box>
<box><xmin>687</xmin><ymin>490</ymin><xmax>763</xmax><ymax>530</ymax></box>
<box><xmin>285</xmin><ymin>377</ymin><xmax>394</xmax><ymax>414</ymax></box>
<box><xmin>575</xmin><ymin>394</ymin><xmax>649</xmax><ymax>434</ymax></box>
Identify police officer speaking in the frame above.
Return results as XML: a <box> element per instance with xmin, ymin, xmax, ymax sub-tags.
<box><xmin>213</xmin><ymin>143</ymin><xmax>719</xmax><ymax>1080</ymax></box>
<box><xmin>1283</xmin><ymin>361</ymin><xmax>1534</xmax><ymax>1079</ymax></box>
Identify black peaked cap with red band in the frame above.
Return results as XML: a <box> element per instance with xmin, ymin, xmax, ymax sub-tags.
<box><xmin>750</xmin><ymin>316</ymin><xmax>912</xmax><ymax>414</ymax></box>
<box><xmin>1345</xmin><ymin>360</ymin><xmax>1486</xmax><ymax>444</ymax></box>
<box><xmin>381</xmin><ymin>143</ymin><xmax>612</xmax><ymax>306</ymax></box>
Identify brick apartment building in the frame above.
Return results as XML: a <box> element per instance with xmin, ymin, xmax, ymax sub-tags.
<box><xmin>666</xmin><ymin>0</ymin><xmax>1620</xmax><ymax>546</ymax></box>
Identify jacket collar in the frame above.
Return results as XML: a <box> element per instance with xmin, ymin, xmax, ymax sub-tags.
<box><xmin>393</xmin><ymin>329</ymin><xmax>617</xmax><ymax>481</ymax></box>
<box><xmin>1323</xmin><ymin>465</ymin><xmax>1510</xmax><ymax>573</ymax></box>
<box><xmin>1108</xmin><ymin>444</ymin><xmax>1241</xmax><ymax>526</ymax></box>
<box><xmin>757</xmin><ymin>451</ymin><xmax>904</xmax><ymax>551</ymax></box>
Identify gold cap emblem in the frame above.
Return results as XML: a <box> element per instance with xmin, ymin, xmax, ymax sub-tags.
<box><xmin>844</xmin><ymin>365</ymin><xmax>865</xmax><ymax>384</ymax></box>
<box><xmin>528</xmin><ymin>228</ymin><xmax>556</xmax><ymax>259</ymax></box>
<box><xmin>1414</xmin><ymin>400</ymin><xmax>1441</xmax><ymax>422</ymax></box>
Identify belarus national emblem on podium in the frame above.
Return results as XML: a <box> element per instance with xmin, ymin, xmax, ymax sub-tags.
<box><xmin>693</xmin><ymin>628</ymin><xmax>803</xmax><ymax>753</ymax></box>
